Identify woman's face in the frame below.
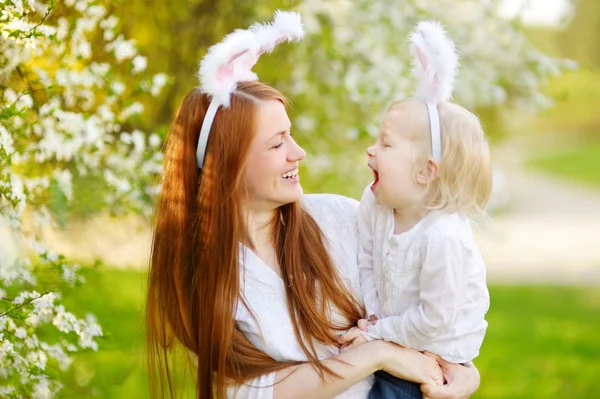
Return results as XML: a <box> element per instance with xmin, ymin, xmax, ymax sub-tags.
<box><xmin>242</xmin><ymin>100</ymin><xmax>306</xmax><ymax>213</ymax></box>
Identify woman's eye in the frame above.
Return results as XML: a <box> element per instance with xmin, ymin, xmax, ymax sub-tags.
<box><xmin>273</xmin><ymin>142</ymin><xmax>284</xmax><ymax>149</ymax></box>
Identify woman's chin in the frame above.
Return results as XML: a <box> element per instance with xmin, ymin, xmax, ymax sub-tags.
<box><xmin>274</xmin><ymin>185</ymin><xmax>304</xmax><ymax>207</ymax></box>
<box><xmin>288</xmin><ymin>185</ymin><xmax>304</xmax><ymax>201</ymax></box>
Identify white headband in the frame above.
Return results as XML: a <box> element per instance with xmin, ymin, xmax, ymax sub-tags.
<box><xmin>196</xmin><ymin>11</ymin><xmax>305</xmax><ymax>169</ymax></box>
<box><xmin>409</xmin><ymin>21</ymin><xmax>459</xmax><ymax>165</ymax></box>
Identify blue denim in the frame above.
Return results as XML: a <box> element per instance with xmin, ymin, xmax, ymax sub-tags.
<box><xmin>368</xmin><ymin>371</ymin><xmax>422</xmax><ymax>399</ymax></box>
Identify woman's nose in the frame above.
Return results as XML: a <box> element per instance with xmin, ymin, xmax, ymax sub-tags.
<box><xmin>289</xmin><ymin>139</ymin><xmax>306</xmax><ymax>162</ymax></box>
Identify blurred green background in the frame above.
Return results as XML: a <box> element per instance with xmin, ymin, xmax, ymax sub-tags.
<box><xmin>39</xmin><ymin>0</ymin><xmax>600</xmax><ymax>398</ymax></box>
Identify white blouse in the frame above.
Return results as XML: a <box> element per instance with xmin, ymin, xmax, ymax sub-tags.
<box><xmin>229</xmin><ymin>194</ymin><xmax>373</xmax><ymax>399</ymax></box>
<box><xmin>358</xmin><ymin>186</ymin><xmax>489</xmax><ymax>364</ymax></box>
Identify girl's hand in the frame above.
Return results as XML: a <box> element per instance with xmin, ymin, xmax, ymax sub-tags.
<box><xmin>356</xmin><ymin>315</ymin><xmax>378</xmax><ymax>332</ymax></box>
<box><xmin>420</xmin><ymin>352</ymin><xmax>480</xmax><ymax>399</ymax></box>
<box><xmin>338</xmin><ymin>327</ymin><xmax>368</xmax><ymax>352</ymax></box>
<box><xmin>357</xmin><ymin>318</ymin><xmax>370</xmax><ymax>332</ymax></box>
<box><xmin>376</xmin><ymin>341</ymin><xmax>444</xmax><ymax>386</ymax></box>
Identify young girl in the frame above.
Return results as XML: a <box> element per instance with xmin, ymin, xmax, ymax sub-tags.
<box><xmin>339</xmin><ymin>21</ymin><xmax>491</xmax><ymax>399</ymax></box>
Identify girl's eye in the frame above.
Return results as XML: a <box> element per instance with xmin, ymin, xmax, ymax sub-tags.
<box><xmin>273</xmin><ymin>142</ymin><xmax>284</xmax><ymax>149</ymax></box>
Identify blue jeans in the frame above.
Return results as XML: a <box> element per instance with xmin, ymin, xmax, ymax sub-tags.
<box><xmin>368</xmin><ymin>371</ymin><xmax>422</xmax><ymax>399</ymax></box>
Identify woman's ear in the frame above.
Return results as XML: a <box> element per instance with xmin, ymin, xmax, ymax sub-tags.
<box><xmin>416</xmin><ymin>158</ymin><xmax>439</xmax><ymax>185</ymax></box>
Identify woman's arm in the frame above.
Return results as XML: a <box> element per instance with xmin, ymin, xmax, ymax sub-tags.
<box><xmin>272</xmin><ymin>340</ymin><xmax>442</xmax><ymax>399</ymax></box>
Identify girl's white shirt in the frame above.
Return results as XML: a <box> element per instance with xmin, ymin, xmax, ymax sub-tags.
<box><xmin>358</xmin><ymin>185</ymin><xmax>489</xmax><ymax>364</ymax></box>
<box><xmin>229</xmin><ymin>194</ymin><xmax>373</xmax><ymax>399</ymax></box>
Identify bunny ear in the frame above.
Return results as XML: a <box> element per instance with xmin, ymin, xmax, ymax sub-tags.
<box><xmin>198</xmin><ymin>29</ymin><xmax>260</xmax><ymax>107</ymax></box>
<box><xmin>196</xmin><ymin>10</ymin><xmax>304</xmax><ymax>169</ymax></box>
<box><xmin>409</xmin><ymin>20</ymin><xmax>458</xmax><ymax>103</ymax></box>
<box><xmin>198</xmin><ymin>10</ymin><xmax>304</xmax><ymax>109</ymax></box>
<box><xmin>408</xmin><ymin>20</ymin><xmax>459</xmax><ymax>166</ymax></box>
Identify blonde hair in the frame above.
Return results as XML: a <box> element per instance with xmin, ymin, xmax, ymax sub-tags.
<box><xmin>387</xmin><ymin>98</ymin><xmax>492</xmax><ymax>215</ymax></box>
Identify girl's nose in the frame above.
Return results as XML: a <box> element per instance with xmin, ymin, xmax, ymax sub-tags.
<box><xmin>366</xmin><ymin>145</ymin><xmax>376</xmax><ymax>158</ymax></box>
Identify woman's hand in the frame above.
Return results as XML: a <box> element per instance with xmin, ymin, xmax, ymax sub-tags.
<box><xmin>420</xmin><ymin>352</ymin><xmax>480</xmax><ymax>399</ymax></box>
<box><xmin>375</xmin><ymin>341</ymin><xmax>444</xmax><ymax>386</ymax></box>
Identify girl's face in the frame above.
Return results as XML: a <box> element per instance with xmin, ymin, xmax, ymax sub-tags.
<box><xmin>366</xmin><ymin>108</ymin><xmax>430</xmax><ymax>209</ymax></box>
<box><xmin>242</xmin><ymin>100</ymin><xmax>306</xmax><ymax>213</ymax></box>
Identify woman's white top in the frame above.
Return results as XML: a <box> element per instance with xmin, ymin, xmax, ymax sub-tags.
<box><xmin>358</xmin><ymin>186</ymin><xmax>489</xmax><ymax>364</ymax></box>
<box><xmin>229</xmin><ymin>194</ymin><xmax>373</xmax><ymax>399</ymax></box>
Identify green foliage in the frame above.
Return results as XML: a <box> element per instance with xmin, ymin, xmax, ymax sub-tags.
<box><xmin>104</xmin><ymin>0</ymin><xmax>301</xmax><ymax>133</ymax></box>
<box><xmin>537</xmin><ymin>69</ymin><xmax>600</xmax><ymax>135</ymax></box>
<box><xmin>558</xmin><ymin>0</ymin><xmax>600</xmax><ymax>69</ymax></box>
<box><xmin>519</xmin><ymin>3</ymin><xmax>600</xmax><ymax>139</ymax></box>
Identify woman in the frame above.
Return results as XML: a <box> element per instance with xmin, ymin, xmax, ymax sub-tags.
<box><xmin>146</xmin><ymin>12</ymin><xmax>479</xmax><ymax>399</ymax></box>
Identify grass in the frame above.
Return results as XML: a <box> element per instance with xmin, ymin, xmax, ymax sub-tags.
<box><xmin>474</xmin><ymin>286</ymin><xmax>600</xmax><ymax>399</ymax></box>
<box><xmin>56</xmin><ymin>268</ymin><xmax>600</xmax><ymax>398</ymax></box>
<box><xmin>527</xmin><ymin>139</ymin><xmax>600</xmax><ymax>189</ymax></box>
<box><xmin>56</xmin><ymin>268</ymin><xmax>150</xmax><ymax>398</ymax></box>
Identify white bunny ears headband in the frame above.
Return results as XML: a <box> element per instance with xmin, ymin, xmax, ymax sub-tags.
<box><xmin>409</xmin><ymin>20</ymin><xmax>459</xmax><ymax>165</ymax></box>
<box><xmin>196</xmin><ymin>11</ymin><xmax>304</xmax><ymax>168</ymax></box>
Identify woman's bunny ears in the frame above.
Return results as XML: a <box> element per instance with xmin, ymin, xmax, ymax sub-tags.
<box><xmin>196</xmin><ymin>11</ymin><xmax>304</xmax><ymax>168</ymax></box>
<box><xmin>197</xmin><ymin>10</ymin><xmax>304</xmax><ymax>108</ymax></box>
<box><xmin>407</xmin><ymin>21</ymin><xmax>459</xmax><ymax>165</ymax></box>
<box><xmin>409</xmin><ymin>20</ymin><xmax>459</xmax><ymax>103</ymax></box>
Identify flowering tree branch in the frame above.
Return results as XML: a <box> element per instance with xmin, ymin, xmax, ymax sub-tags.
<box><xmin>0</xmin><ymin>291</ymin><xmax>52</xmax><ymax>317</ymax></box>
<box><xmin>0</xmin><ymin>0</ymin><xmax>167</xmax><ymax>397</ymax></box>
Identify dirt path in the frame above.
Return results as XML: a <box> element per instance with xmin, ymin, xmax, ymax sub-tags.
<box><xmin>474</xmin><ymin>137</ymin><xmax>600</xmax><ymax>284</ymax></box>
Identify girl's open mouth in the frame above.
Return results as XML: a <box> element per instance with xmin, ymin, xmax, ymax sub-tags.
<box><xmin>370</xmin><ymin>169</ymin><xmax>379</xmax><ymax>190</ymax></box>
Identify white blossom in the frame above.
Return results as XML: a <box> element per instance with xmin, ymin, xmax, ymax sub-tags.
<box><xmin>132</xmin><ymin>55</ymin><xmax>147</xmax><ymax>73</ymax></box>
<box><xmin>151</xmin><ymin>73</ymin><xmax>168</xmax><ymax>96</ymax></box>
<box><xmin>14</xmin><ymin>327</ymin><xmax>27</xmax><ymax>339</ymax></box>
<box><xmin>149</xmin><ymin>133</ymin><xmax>162</xmax><ymax>148</ymax></box>
<box><xmin>106</xmin><ymin>34</ymin><xmax>137</xmax><ymax>62</ymax></box>
<box><xmin>110</xmin><ymin>81</ymin><xmax>126</xmax><ymax>95</ymax></box>
<box><xmin>53</xmin><ymin>169</ymin><xmax>73</xmax><ymax>201</ymax></box>
<box><xmin>119</xmin><ymin>101</ymin><xmax>144</xmax><ymax>120</ymax></box>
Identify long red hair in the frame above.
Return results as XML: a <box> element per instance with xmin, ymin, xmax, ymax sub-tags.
<box><xmin>146</xmin><ymin>81</ymin><xmax>364</xmax><ymax>398</ymax></box>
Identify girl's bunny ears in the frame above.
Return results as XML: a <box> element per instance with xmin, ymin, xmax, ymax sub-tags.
<box><xmin>408</xmin><ymin>21</ymin><xmax>459</xmax><ymax>164</ymax></box>
<box><xmin>197</xmin><ymin>10</ymin><xmax>304</xmax><ymax>108</ymax></box>
<box><xmin>409</xmin><ymin>20</ymin><xmax>459</xmax><ymax>103</ymax></box>
<box><xmin>195</xmin><ymin>11</ymin><xmax>304</xmax><ymax>168</ymax></box>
